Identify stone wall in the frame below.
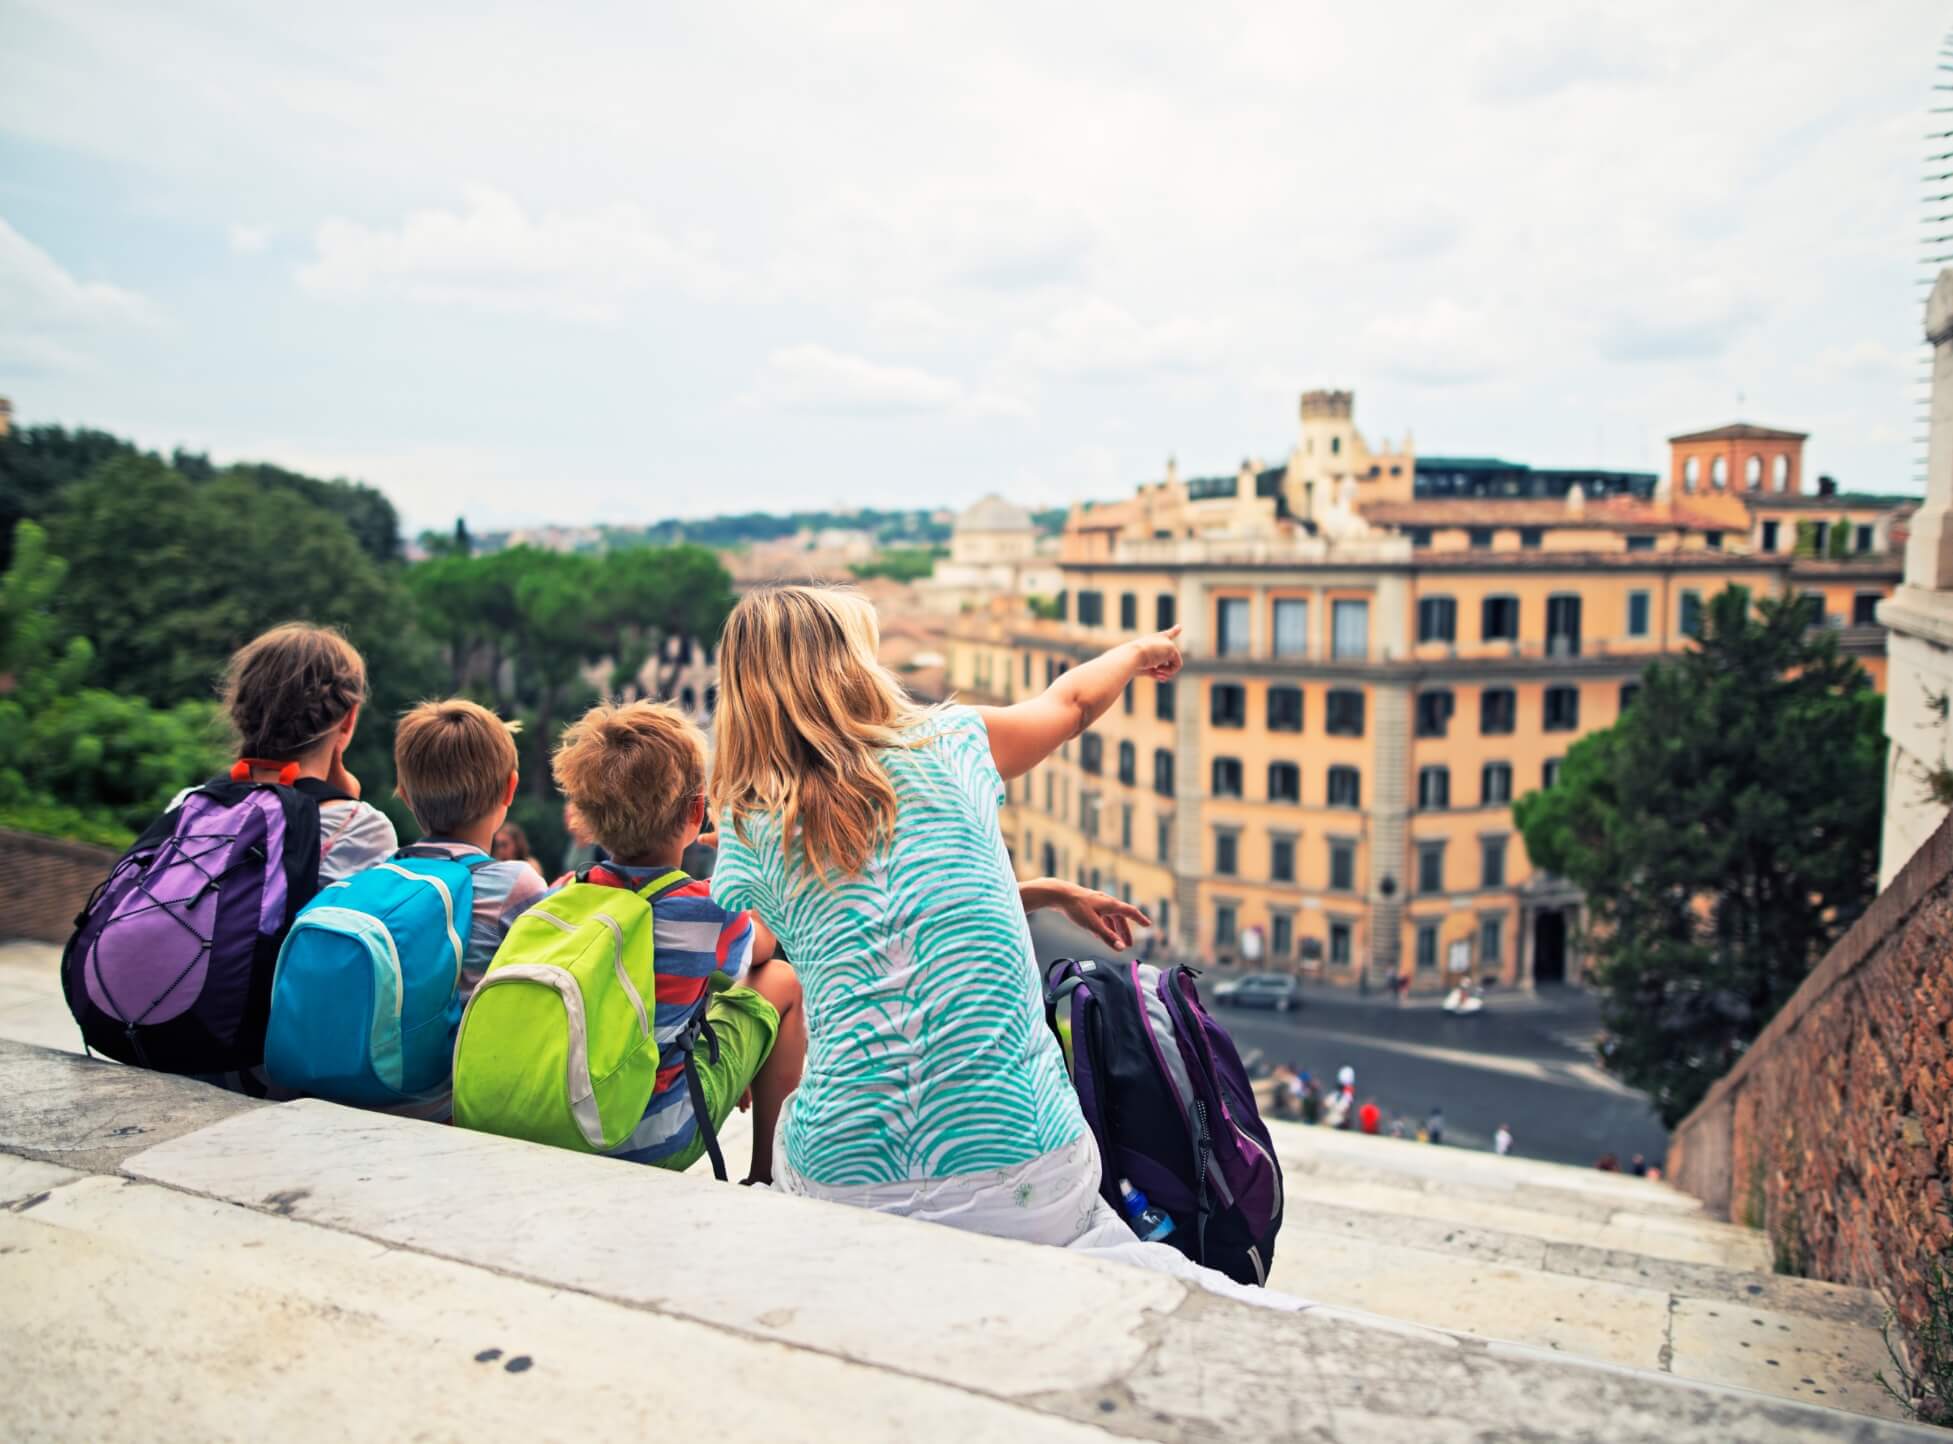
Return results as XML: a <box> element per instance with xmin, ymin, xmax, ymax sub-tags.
<box><xmin>1670</xmin><ymin>811</ymin><xmax>1953</xmax><ymax>1354</ymax></box>
<box><xmin>0</xmin><ymin>827</ymin><xmax>115</xmax><ymax>944</ymax></box>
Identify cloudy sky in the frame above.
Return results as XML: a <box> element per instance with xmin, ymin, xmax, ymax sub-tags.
<box><xmin>1</xmin><ymin>1</ymin><xmax>1942</xmax><ymax>532</ymax></box>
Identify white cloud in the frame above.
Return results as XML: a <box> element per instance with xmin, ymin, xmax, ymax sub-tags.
<box><xmin>228</xmin><ymin>223</ymin><xmax>271</xmax><ymax>255</ymax></box>
<box><xmin>1008</xmin><ymin>298</ymin><xmax>1227</xmax><ymax>380</ymax></box>
<box><xmin>1596</xmin><ymin>276</ymin><xmax>1762</xmax><ymax>364</ymax></box>
<box><xmin>747</xmin><ymin>344</ymin><xmax>1031</xmax><ymax>419</ymax></box>
<box><xmin>1363</xmin><ymin>300</ymin><xmax>1518</xmax><ymax>386</ymax></box>
<box><xmin>0</xmin><ymin>215</ymin><xmax>154</xmax><ymax>374</ymax></box>
<box><xmin>296</xmin><ymin>186</ymin><xmax>735</xmax><ymax>323</ymax></box>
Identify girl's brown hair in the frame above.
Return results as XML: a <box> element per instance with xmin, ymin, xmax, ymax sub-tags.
<box><xmin>220</xmin><ymin>623</ymin><xmax>368</xmax><ymax>760</ymax></box>
<box><xmin>709</xmin><ymin>585</ymin><xmax>926</xmax><ymax>879</ymax></box>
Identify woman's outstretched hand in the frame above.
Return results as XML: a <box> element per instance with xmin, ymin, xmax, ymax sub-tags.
<box><xmin>1058</xmin><ymin>883</ymin><xmax>1153</xmax><ymax>953</ymax></box>
<box><xmin>1134</xmin><ymin>624</ymin><xmax>1183</xmax><ymax>681</ymax></box>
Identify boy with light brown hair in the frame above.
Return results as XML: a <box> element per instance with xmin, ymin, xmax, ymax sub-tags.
<box><xmin>393</xmin><ymin>698</ymin><xmax>549</xmax><ymax>995</ymax></box>
<box><xmin>548</xmin><ymin>699</ymin><xmax>806</xmax><ymax>1181</ymax></box>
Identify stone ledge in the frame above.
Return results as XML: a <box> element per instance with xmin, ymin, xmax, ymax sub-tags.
<box><xmin>0</xmin><ymin>1040</ymin><xmax>1939</xmax><ymax>1442</ymax></box>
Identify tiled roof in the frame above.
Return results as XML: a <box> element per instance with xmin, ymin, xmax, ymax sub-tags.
<box><xmin>1667</xmin><ymin>422</ymin><xmax>1809</xmax><ymax>444</ymax></box>
<box><xmin>1362</xmin><ymin>498</ymin><xmax>1726</xmax><ymax>531</ymax></box>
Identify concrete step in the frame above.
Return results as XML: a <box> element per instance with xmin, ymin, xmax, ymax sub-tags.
<box><xmin>1259</xmin><ymin>1121</ymin><xmax>1903</xmax><ymax>1421</ymax></box>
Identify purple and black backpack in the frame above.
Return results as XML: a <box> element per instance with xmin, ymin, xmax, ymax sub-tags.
<box><xmin>1046</xmin><ymin>957</ymin><xmax>1284</xmax><ymax>1286</ymax></box>
<box><xmin>62</xmin><ymin>775</ymin><xmax>345</xmax><ymax>1081</ymax></box>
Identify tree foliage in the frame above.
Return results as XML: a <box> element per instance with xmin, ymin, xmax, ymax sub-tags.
<box><xmin>1515</xmin><ymin>587</ymin><xmax>1884</xmax><ymax>1125</ymax></box>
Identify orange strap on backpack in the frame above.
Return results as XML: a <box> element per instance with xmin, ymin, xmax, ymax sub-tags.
<box><xmin>230</xmin><ymin>759</ymin><xmax>302</xmax><ymax>786</ymax></box>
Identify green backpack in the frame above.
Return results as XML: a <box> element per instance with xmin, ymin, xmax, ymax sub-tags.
<box><xmin>453</xmin><ymin>870</ymin><xmax>692</xmax><ymax>1159</ymax></box>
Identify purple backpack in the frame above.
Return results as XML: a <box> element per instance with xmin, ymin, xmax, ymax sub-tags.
<box><xmin>62</xmin><ymin>776</ymin><xmax>344</xmax><ymax>1081</ymax></box>
<box><xmin>1046</xmin><ymin>957</ymin><xmax>1284</xmax><ymax>1286</ymax></box>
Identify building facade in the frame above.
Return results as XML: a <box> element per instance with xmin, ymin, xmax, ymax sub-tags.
<box><xmin>949</xmin><ymin>392</ymin><xmax>1911</xmax><ymax>991</ymax></box>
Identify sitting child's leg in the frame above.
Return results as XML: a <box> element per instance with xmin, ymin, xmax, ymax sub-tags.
<box><xmin>740</xmin><ymin>959</ymin><xmax>805</xmax><ymax>1184</ymax></box>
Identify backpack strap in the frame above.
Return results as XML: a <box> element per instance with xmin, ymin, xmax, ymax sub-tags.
<box><xmin>636</xmin><ymin>868</ymin><xmax>691</xmax><ymax>903</ymax></box>
<box><xmin>393</xmin><ymin>843</ymin><xmax>495</xmax><ymax>872</ymax></box>
<box><xmin>668</xmin><ymin>1008</ymin><xmax>728</xmax><ymax>1183</ymax></box>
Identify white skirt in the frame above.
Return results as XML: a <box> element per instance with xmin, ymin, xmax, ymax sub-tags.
<box><xmin>771</xmin><ymin>1111</ymin><xmax>1309</xmax><ymax>1312</ymax></box>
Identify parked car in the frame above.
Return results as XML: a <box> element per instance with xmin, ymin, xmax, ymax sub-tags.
<box><xmin>1212</xmin><ymin>973</ymin><xmax>1302</xmax><ymax>1012</ymax></box>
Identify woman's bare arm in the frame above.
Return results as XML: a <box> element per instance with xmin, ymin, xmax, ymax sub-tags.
<box><xmin>977</xmin><ymin>626</ymin><xmax>1182</xmax><ymax>780</ymax></box>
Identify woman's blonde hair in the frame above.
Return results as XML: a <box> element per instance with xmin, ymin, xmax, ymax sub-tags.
<box><xmin>710</xmin><ymin>584</ymin><xmax>927</xmax><ymax>878</ymax></box>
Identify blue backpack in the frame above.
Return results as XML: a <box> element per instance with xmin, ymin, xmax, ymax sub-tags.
<box><xmin>263</xmin><ymin>845</ymin><xmax>489</xmax><ymax>1108</ymax></box>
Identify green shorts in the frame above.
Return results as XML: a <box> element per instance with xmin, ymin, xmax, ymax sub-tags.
<box><xmin>656</xmin><ymin>985</ymin><xmax>780</xmax><ymax>1173</ymax></box>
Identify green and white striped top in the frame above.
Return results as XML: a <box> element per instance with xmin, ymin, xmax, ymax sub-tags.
<box><xmin>710</xmin><ymin>705</ymin><xmax>1084</xmax><ymax>1187</ymax></box>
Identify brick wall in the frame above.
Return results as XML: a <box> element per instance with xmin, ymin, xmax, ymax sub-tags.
<box><xmin>1670</xmin><ymin>812</ymin><xmax>1953</xmax><ymax>1356</ymax></box>
<box><xmin>0</xmin><ymin>827</ymin><xmax>117</xmax><ymax>944</ymax></box>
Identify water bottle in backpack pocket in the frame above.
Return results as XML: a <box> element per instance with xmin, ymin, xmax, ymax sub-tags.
<box><xmin>263</xmin><ymin>848</ymin><xmax>488</xmax><ymax>1109</ymax></box>
<box><xmin>61</xmin><ymin>776</ymin><xmax>341</xmax><ymax>1078</ymax></box>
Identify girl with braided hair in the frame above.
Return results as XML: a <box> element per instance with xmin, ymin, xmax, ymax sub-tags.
<box><xmin>173</xmin><ymin>622</ymin><xmax>398</xmax><ymax>880</ymax></box>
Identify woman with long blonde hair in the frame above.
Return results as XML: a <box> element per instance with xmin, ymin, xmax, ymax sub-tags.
<box><xmin>709</xmin><ymin>584</ymin><xmax>1183</xmax><ymax>1246</ymax></box>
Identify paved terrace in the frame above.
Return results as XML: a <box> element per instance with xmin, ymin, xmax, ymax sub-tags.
<box><xmin>0</xmin><ymin>940</ymin><xmax>1935</xmax><ymax>1442</ymax></box>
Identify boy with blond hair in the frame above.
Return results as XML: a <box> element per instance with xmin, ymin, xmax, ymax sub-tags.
<box><xmin>547</xmin><ymin>699</ymin><xmax>805</xmax><ymax>1182</ymax></box>
<box><xmin>393</xmin><ymin>698</ymin><xmax>550</xmax><ymax>995</ymax></box>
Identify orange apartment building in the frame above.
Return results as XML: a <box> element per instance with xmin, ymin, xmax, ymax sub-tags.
<box><xmin>946</xmin><ymin>393</ymin><xmax>1911</xmax><ymax>992</ymax></box>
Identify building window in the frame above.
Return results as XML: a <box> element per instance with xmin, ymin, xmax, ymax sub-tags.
<box><xmin>1156</xmin><ymin>594</ymin><xmax>1176</xmax><ymax>631</ymax></box>
<box><xmin>1326</xmin><ymin>688</ymin><xmax>1365</xmax><ymax>737</ymax></box>
<box><xmin>1417</xmin><ymin>842</ymin><xmax>1445</xmax><ymax>895</ymax></box>
<box><xmin>1046</xmin><ymin>658</ymin><xmax>1060</xmax><ymax>686</ymax></box>
<box><xmin>1331</xmin><ymin>599</ymin><xmax>1370</xmax><ymax>659</ymax></box>
<box><xmin>1268</xmin><ymin>762</ymin><xmax>1301</xmax><ymax>803</ymax></box>
<box><xmin>1273</xmin><ymin>599</ymin><xmax>1309</xmax><ymax>657</ymax></box>
<box><xmin>1080</xmin><ymin>791</ymin><xmax>1100</xmax><ymax>839</ymax></box>
<box><xmin>1409</xmin><ymin>527</ymin><xmax>1433</xmax><ymax>547</ymax></box>
<box><xmin>1416</xmin><ymin>924</ymin><xmax>1439</xmax><ymax>972</ymax></box>
<box><xmin>1481</xmin><ymin>836</ymin><xmax>1507</xmax><ymax>889</ymax></box>
<box><xmin>1706</xmin><ymin>531</ymin><xmax>1723</xmax><ymax>550</ymax></box>
<box><xmin>1211</xmin><ymin>757</ymin><xmax>1244</xmax><ymax>798</ymax></box>
<box><xmin>1773</xmin><ymin>455</ymin><xmax>1790</xmax><ymax>492</ymax></box>
<box><xmin>1121</xmin><ymin>803</ymin><xmax>1133</xmax><ymax>851</ymax></box>
<box><xmin>1156</xmin><ymin>814</ymin><xmax>1171</xmax><ymax>863</ymax></box>
<box><xmin>1479</xmin><ymin>915</ymin><xmax>1504</xmax><ymax>968</ymax></box>
<box><xmin>1153</xmin><ymin>749</ymin><xmax>1174</xmax><ymax>797</ymax></box>
<box><xmin>1625</xmin><ymin>534</ymin><xmax>1656</xmax><ymax>552</ymax></box>
<box><xmin>1810</xmin><ymin>521</ymin><xmax>1831</xmax><ymax>554</ymax></box>
<box><xmin>1710</xmin><ymin>455</ymin><xmax>1727</xmax><ymax>489</ymax></box>
<box><xmin>1480</xmin><ymin>686</ymin><xmax>1516</xmax><ymax>735</ymax></box>
<box><xmin>1119</xmin><ymin>592</ymin><xmax>1138</xmax><ymax>629</ymax></box>
<box><xmin>1520</xmin><ymin>527</ymin><xmax>1543</xmax><ymax>550</ymax></box>
<box><xmin>1267</xmin><ymin>685</ymin><xmax>1303</xmax><ymax>732</ymax></box>
<box><xmin>1619</xmin><ymin>681</ymin><xmax>1641</xmax><ymax>711</ymax></box>
<box><xmin>1761</xmin><ymin>520</ymin><xmax>1780</xmax><ymax>551</ymax></box>
<box><xmin>1544</xmin><ymin>684</ymin><xmax>1580</xmax><ymax>731</ymax></box>
<box><xmin>1745</xmin><ymin>454</ymin><xmax>1763</xmax><ymax>490</ymax></box>
<box><xmin>1415</xmin><ymin>688</ymin><xmax>1454</xmax><ymax>738</ymax></box>
<box><xmin>1080</xmin><ymin>733</ymin><xmax>1103</xmax><ymax>774</ymax></box>
<box><xmin>1056</xmin><ymin>591</ymin><xmax>1068</xmax><ymax>621</ymax></box>
<box><xmin>1215</xmin><ymin>830</ymin><xmax>1238</xmax><ymax>877</ymax></box>
<box><xmin>1481</xmin><ymin>761</ymin><xmax>1512</xmax><ymax>805</ymax></box>
<box><xmin>1482</xmin><ymin>595</ymin><xmax>1520</xmax><ymax>641</ymax></box>
<box><xmin>1680</xmin><ymin>589</ymin><xmax>1703</xmax><ymax>638</ymax></box>
<box><xmin>1327</xmin><ymin>766</ymin><xmax>1362</xmax><ymax>808</ymax></box>
<box><xmin>1077</xmin><ymin>590</ymin><xmax>1104</xmax><ymax>626</ymax></box>
<box><xmin>1271</xmin><ymin>837</ymin><xmax>1296</xmax><ymax>883</ymax></box>
<box><xmin>1468</xmin><ymin>527</ymin><xmax>1494</xmax><ymax>549</ymax></box>
<box><xmin>1543</xmin><ymin>757</ymin><xmax>1562</xmax><ymax>788</ymax></box>
<box><xmin>1117</xmin><ymin>740</ymin><xmax>1136</xmax><ymax>785</ymax></box>
<box><xmin>1156</xmin><ymin>678</ymin><xmax>1176</xmax><ymax>721</ymax></box>
<box><xmin>1123</xmin><ymin>681</ymin><xmax>1134</xmax><ymax>715</ymax></box>
<box><xmin>1546</xmin><ymin>594</ymin><xmax>1582</xmax><ymax>657</ymax></box>
<box><xmin>1210</xmin><ymin>683</ymin><xmax>1247</xmax><ymax>728</ymax></box>
<box><xmin>1329</xmin><ymin>840</ymin><xmax>1356</xmax><ymax>891</ymax></box>
<box><xmin>1683</xmin><ymin>456</ymin><xmax>1700</xmax><ymax>491</ymax></box>
<box><xmin>1853</xmin><ymin>592</ymin><xmax>1881</xmax><ymax>626</ymax></box>
<box><xmin>1418</xmin><ymin>596</ymin><xmax>1457</xmax><ymax>644</ymax></box>
<box><xmin>1329</xmin><ymin>921</ymin><xmax>1352</xmax><ymax>968</ymax></box>
<box><xmin>1627</xmin><ymin>590</ymin><xmax>1651</xmax><ymax>637</ymax></box>
<box><xmin>1216</xmin><ymin>904</ymin><xmax>1237</xmax><ymax>948</ymax></box>
<box><xmin>1856</xmin><ymin>525</ymin><xmax>1875</xmax><ymax>554</ymax></box>
<box><xmin>1044</xmin><ymin>771</ymin><xmax>1054</xmax><ymax>812</ymax></box>
<box><xmin>1272</xmin><ymin>912</ymin><xmax>1294</xmax><ymax>957</ymax></box>
<box><xmin>1217</xmin><ymin>597</ymin><xmax>1252</xmax><ymax>656</ymax></box>
<box><xmin>1417</xmin><ymin>766</ymin><xmax>1450</xmax><ymax>810</ymax></box>
<box><xmin>1023</xmin><ymin>652</ymin><xmax>1032</xmax><ymax>687</ymax></box>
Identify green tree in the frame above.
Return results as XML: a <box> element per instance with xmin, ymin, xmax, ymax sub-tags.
<box><xmin>849</xmin><ymin>545</ymin><xmax>944</xmax><ymax>583</ymax></box>
<box><xmin>0</xmin><ymin>522</ymin><xmax>225</xmax><ymax>846</ymax></box>
<box><xmin>1514</xmin><ymin>587</ymin><xmax>1884</xmax><ymax>1125</ymax></box>
<box><xmin>1827</xmin><ymin>514</ymin><xmax>1853</xmax><ymax>560</ymax></box>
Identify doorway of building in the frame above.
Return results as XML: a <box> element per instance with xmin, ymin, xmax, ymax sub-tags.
<box><xmin>1533</xmin><ymin>909</ymin><xmax>1567</xmax><ymax>985</ymax></box>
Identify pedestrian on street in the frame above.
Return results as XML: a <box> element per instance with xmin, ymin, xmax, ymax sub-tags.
<box><xmin>1425</xmin><ymin>1105</ymin><xmax>1445</xmax><ymax>1145</ymax></box>
<box><xmin>1629</xmin><ymin>1153</ymin><xmax>1648</xmax><ymax>1177</ymax></box>
<box><xmin>1301</xmin><ymin>1075</ymin><xmax>1323</xmax><ymax>1125</ymax></box>
<box><xmin>1494</xmin><ymin>1124</ymin><xmax>1513</xmax><ymax>1157</ymax></box>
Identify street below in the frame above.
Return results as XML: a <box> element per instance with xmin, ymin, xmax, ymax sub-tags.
<box><xmin>1028</xmin><ymin>914</ymin><xmax>1672</xmax><ymax>1169</ymax></box>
